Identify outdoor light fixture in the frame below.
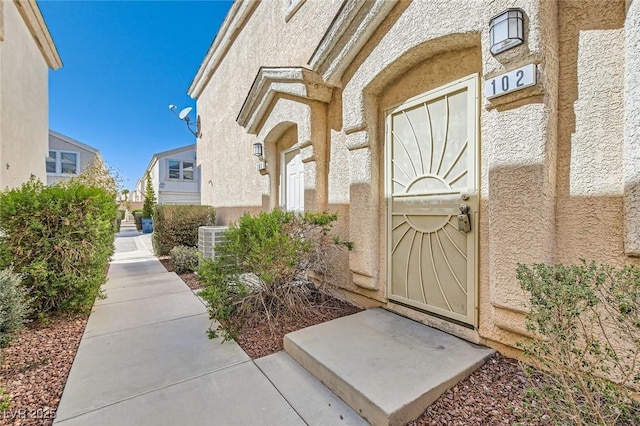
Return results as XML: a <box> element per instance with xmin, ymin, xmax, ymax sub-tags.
<box><xmin>168</xmin><ymin>104</ymin><xmax>201</xmax><ymax>138</ymax></box>
<box><xmin>489</xmin><ymin>8</ymin><xmax>524</xmax><ymax>55</ymax></box>
<box><xmin>256</xmin><ymin>161</ymin><xmax>267</xmax><ymax>172</ymax></box>
<box><xmin>252</xmin><ymin>142</ymin><xmax>264</xmax><ymax>160</ymax></box>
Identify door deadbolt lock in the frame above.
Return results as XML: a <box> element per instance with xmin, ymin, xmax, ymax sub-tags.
<box><xmin>458</xmin><ymin>204</ymin><xmax>471</xmax><ymax>233</ymax></box>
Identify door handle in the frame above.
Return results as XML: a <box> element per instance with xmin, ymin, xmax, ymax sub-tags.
<box><xmin>458</xmin><ymin>204</ymin><xmax>471</xmax><ymax>233</ymax></box>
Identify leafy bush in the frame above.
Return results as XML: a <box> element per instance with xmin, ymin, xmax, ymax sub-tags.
<box><xmin>134</xmin><ymin>212</ymin><xmax>143</xmax><ymax>231</ymax></box>
<box><xmin>516</xmin><ymin>261</ymin><xmax>640</xmax><ymax>425</ymax></box>
<box><xmin>0</xmin><ymin>179</ymin><xmax>116</xmax><ymax>315</ymax></box>
<box><xmin>198</xmin><ymin>209</ymin><xmax>352</xmax><ymax>340</ymax></box>
<box><xmin>0</xmin><ymin>388</ymin><xmax>9</xmax><ymax>411</ymax></box>
<box><xmin>0</xmin><ymin>268</ymin><xmax>29</xmax><ymax>347</ymax></box>
<box><xmin>152</xmin><ymin>205</ymin><xmax>215</xmax><ymax>255</ymax></box>
<box><xmin>170</xmin><ymin>245</ymin><xmax>200</xmax><ymax>274</ymax></box>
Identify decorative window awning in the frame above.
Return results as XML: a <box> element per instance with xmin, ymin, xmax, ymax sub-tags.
<box><xmin>236</xmin><ymin>67</ymin><xmax>332</xmax><ymax>135</ymax></box>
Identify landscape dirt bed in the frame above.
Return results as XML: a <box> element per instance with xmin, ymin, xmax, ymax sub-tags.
<box><xmin>0</xmin><ymin>315</ymin><xmax>87</xmax><ymax>426</ymax></box>
<box><xmin>408</xmin><ymin>353</ymin><xmax>541</xmax><ymax>426</ymax></box>
<box><xmin>232</xmin><ymin>298</ymin><xmax>363</xmax><ymax>359</ymax></box>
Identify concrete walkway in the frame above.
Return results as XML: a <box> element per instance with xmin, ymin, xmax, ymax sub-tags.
<box><xmin>55</xmin><ymin>221</ymin><xmax>364</xmax><ymax>426</ymax></box>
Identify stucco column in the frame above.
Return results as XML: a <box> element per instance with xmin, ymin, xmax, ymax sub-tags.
<box><xmin>346</xmin><ymin>131</ymin><xmax>380</xmax><ymax>290</ymax></box>
<box><xmin>301</xmin><ymin>101</ymin><xmax>328</xmax><ymax>212</ymax></box>
<box><xmin>482</xmin><ymin>0</ymin><xmax>559</xmax><ymax>319</ymax></box>
<box><xmin>624</xmin><ymin>0</ymin><xmax>640</xmax><ymax>256</ymax></box>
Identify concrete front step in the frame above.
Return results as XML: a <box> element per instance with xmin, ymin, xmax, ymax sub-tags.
<box><xmin>284</xmin><ymin>308</ymin><xmax>495</xmax><ymax>426</ymax></box>
<box><xmin>256</xmin><ymin>352</ymin><xmax>369</xmax><ymax>425</ymax></box>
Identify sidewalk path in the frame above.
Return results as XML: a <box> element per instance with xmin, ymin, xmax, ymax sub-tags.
<box><xmin>54</xmin><ymin>221</ymin><xmax>365</xmax><ymax>426</ymax></box>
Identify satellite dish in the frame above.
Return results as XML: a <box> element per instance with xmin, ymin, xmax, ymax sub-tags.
<box><xmin>178</xmin><ymin>107</ymin><xmax>192</xmax><ymax>121</ymax></box>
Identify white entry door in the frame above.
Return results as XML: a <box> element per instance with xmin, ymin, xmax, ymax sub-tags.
<box><xmin>281</xmin><ymin>148</ymin><xmax>304</xmax><ymax>212</ymax></box>
<box><xmin>386</xmin><ymin>74</ymin><xmax>478</xmax><ymax>326</ymax></box>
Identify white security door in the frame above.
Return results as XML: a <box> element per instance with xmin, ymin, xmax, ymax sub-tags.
<box><xmin>282</xmin><ymin>148</ymin><xmax>304</xmax><ymax>212</ymax></box>
<box><xmin>386</xmin><ymin>75</ymin><xmax>478</xmax><ymax>326</ymax></box>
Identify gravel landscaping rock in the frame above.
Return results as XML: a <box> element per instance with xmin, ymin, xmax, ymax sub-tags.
<box><xmin>408</xmin><ymin>353</ymin><xmax>541</xmax><ymax>426</ymax></box>
<box><xmin>0</xmin><ymin>315</ymin><xmax>87</xmax><ymax>426</ymax></box>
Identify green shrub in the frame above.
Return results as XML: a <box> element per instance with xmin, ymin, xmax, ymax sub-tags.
<box><xmin>0</xmin><ymin>179</ymin><xmax>116</xmax><ymax>315</ymax></box>
<box><xmin>134</xmin><ymin>212</ymin><xmax>143</xmax><ymax>231</ymax></box>
<box><xmin>0</xmin><ymin>388</ymin><xmax>9</xmax><ymax>411</ymax></box>
<box><xmin>0</xmin><ymin>268</ymin><xmax>29</xmax><ymax>347</ymax></box>
<box><xmin>198</xmin><ymin>209</ymin><xmax>352</xmax><ymax>340</ymax></box>
<box><xmin>152</xmin><ymin>205</ymin><xmax>215</xmax><ymax>255</ymax></box>
<box><xmin>142</xmin><ymin>174</ymin><xmax>156</xmax><ymax>219</ymax></box>
<box><xmin>170</xmin><ymin>245</ymin><xmax>200</xmax><ymax>274</ymax></box>
<box><xmin>516</xmin><ymin>261</ymin><xmax>640</xmax><ymax>425</ymax></box>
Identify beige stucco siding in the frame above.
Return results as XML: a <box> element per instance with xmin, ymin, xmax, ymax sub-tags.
<box><xmin>195</xmin><ymin>0</ymin><xmax>342</xmax><ymax>223</ymax></box>
<box><xmin>556</xmin><ymin>0</ymin><xmax>628</xmax><ymax>265</ymax></box>
<box><xmin>0</xmin><ymin>1</ymin><xmax>49</xmax><ymax>189</ymax></box>
<box><xmin>624</xmin><ymin>0</ymin><xmax>640</xmax><ymax>256</ymax></box>
<box><xmin>193</xmin><ymin>0</ymin><xmax>640</xmax><ymax>352</ymax></box>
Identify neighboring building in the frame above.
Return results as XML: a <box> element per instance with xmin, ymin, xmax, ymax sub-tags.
<box><xmin>0</xmin><ymin>0</ymin><xmax>62</xmax><ymax>190</ymax></box>
<box><xmin>189</xmin><ymin>0</ymin><xmax>640</xmax><ymax>357</ymax></box>
<box><xmin>134</xmin><ymin>144</ymin><xmax>200</xmax><ymax>205</ymax></box>
<box><xmin>47</xmin><ymin>130</ymin><xmax>104</xmax><ymax>185</ymax></box>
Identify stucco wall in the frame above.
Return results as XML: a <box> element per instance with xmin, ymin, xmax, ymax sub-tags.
<box><xmin>193</xmin><ymin>0</ymin><xmax>640</xmax><ymax>350</ymax></box>
<box><xmin>625</xmin><ymin>0</ymin><xmax>640</xmax><ymax>256</ymax></box>
<box><xmin>555</xmin><ymin>0</ymin><xmax>628</xmax><ymax>265</ymax></box>
<box><xmin>0</xmin><ymin>1</ymin><xmax>49</xmax><ymax>189</ymax></box>
<box><xmin>194</xmin><ymin>0</ymin><xmax>342</xmax><ymax>223</ymax></box>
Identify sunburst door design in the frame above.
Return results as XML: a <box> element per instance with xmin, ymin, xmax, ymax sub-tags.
<box><xmin>386</xmin><ymin>75</ymin><xmax>478</xmax><ymax>326</ymax></box>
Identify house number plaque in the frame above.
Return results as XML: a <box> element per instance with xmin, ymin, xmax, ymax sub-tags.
<box><xmin>484</xmin><ymin>64</ymin><xmax>537</xmax><ymax>99</ymax></box>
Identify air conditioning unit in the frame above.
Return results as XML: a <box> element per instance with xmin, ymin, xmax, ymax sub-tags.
<box><xmin>198</xmin><ymin>226</ymin><xmax>228</xmax><ymax>259</ymax></box>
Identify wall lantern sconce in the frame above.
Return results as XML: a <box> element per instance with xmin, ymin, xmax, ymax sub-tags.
<box><xmin>256</xmin><ymin>161</ymin><xmax>267</xmax><ymax>172</ymax></box>
<box><xmin>489</xmin><ymin>8</ymin><xmax>524</xmax><ymax>55</ymax></box>
<box><xmin>252</xmin><ymin>142</ymin><xmax>264</xmax><ymax>160</ymax></box>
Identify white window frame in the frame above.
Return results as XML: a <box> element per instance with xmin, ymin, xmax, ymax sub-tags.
<box><xmin>46</xmin><ymin>150</ymin><xmax>80</xmax><ymax>176</ymax></box>
<box><xmin>166</xmin><ymin>159</ymin><xmax>196</xmax><ymax>181</ymax></box>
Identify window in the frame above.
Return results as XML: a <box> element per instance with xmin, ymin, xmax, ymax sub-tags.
<box><xmin>167</xmin><ymin>160</ymin><xmax>195</xmax><ymax>180</ymax></box>
<box><xmin>46</xmin><ymin>150</ymin><xmax>79</xmax><ymax>175</ymax></box>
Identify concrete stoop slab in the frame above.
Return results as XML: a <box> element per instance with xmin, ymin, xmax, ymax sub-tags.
<box><xmin>283</xmin><ymin>308</ymin><xmax>495</xmax><ymax>426</ymax></box>
<box><xmin>255</xmin><ymin>352</ymin><xmax>369</xmax><ymax>426</ymax></box>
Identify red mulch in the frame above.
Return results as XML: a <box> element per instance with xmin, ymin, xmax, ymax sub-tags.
<box><xmin>0</xmin><ymin>315</ymin><xmax>88</xmax><ymax>426</ymax></box>
<box><xmin>408</xmin><ymin>353</ymin><xmax>542</xmax><ymax>426</ymax></box>
<box><xmin>232</xmin><ymin>298</ymin><xmax>363</xmax><ymax>359</ymax></box>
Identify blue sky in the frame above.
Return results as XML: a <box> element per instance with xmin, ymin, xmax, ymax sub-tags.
<box><xmin>39</xmin><ymin>0</ymin><xmax>233</xmax><ymax>190</ymax></box>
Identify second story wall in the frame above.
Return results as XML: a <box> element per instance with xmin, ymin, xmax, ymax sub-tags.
<box><xmin>0</xmin><ymin>1</ymin><xmax>60</xmax><ymax>190</ymax></box>
<box><xmin>47</xmin><ymin>131</ymin><xmax>101</xmax><ymax>185</ymax></box>
<box><xmin>191</xmin><ymin>0</ymin><xmax>343</xmax><ymax>216</ymax></box>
